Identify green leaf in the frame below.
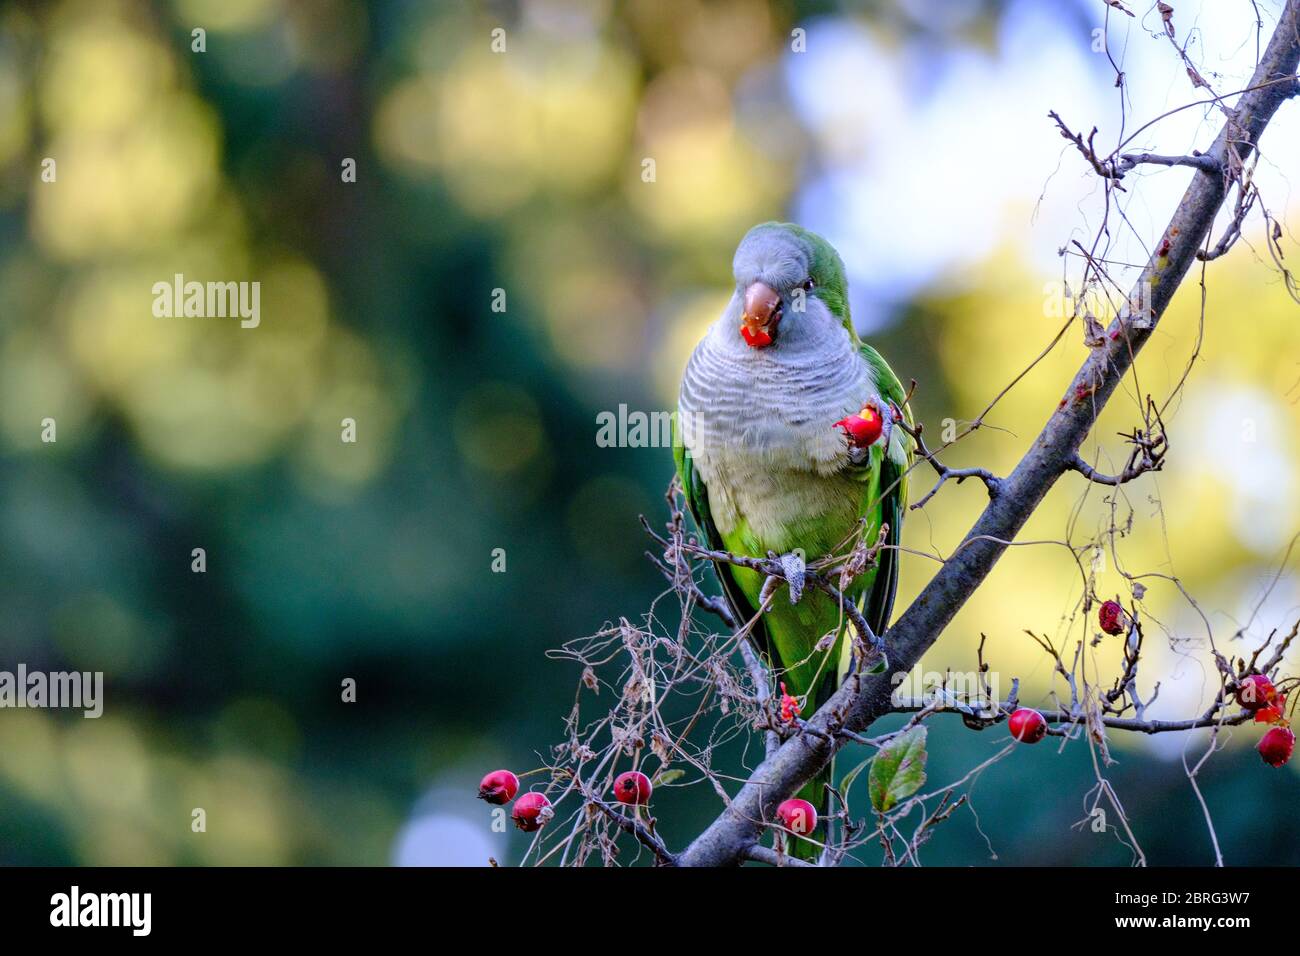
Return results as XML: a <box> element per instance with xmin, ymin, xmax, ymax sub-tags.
<box><xmin>868</xmin><ymin>725</ymin><xmax>928</xmax><ymax>813</ymax></box>
<box><xmin>652</xmin><ymin>768</ymin><xmax>685</xmax><ymax>787</ymax></box>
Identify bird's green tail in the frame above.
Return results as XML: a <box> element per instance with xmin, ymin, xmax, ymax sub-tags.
<box><xmin>781</xmin><ymin>664</ymin><xmax>839</xmax><ymax>863</ymax></box>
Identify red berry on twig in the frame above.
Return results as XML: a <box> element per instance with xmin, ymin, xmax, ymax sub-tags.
<box><xmin>512</xmin><ymin>792</ymin><xmax>552</xmax><ymax>831</ymax></box>
<box><xmin>1098</xmin><ymin>600</ymin><xmax>1126</xmax><ymax>636</ymax></box>
<box><xmin>776</xmin><ymin>798</ymin><xmax>818</xmax><ymax>836</ymax></box>
<box><xmin>1258</xmin><ymin>727</ymin><xmax>1294</xmax><ymax>767</ymax></box>
<box><xmin>1008</xmin><ymin>708</ymin><xmax>1048</xmax><ymax>744</ymax></box>
<box><xmin>478</xmin><ymin>769</ymin><xmax>519</xmax><ymax>805</ymax></box>
<box><xmin>1236</xmin><ymin>674</ymin><xmax>1277</xmax><ymax>711</ymax></box>
<box><xmin>613</xmin><ymin>771</ymin><xmax>652</xmax><ymax>806</ymax></box>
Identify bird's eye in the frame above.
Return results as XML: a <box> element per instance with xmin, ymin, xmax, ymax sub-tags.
<box><xmin>801</xmin><ymin>277</ymin><xmax>815</xmax><ymax>291</ymax></box>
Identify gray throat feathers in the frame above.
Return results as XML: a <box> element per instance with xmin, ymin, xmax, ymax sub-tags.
<box><xmin>679</xmin><ymin>302</ymin><xmax>878</xmax><ymax>541</ymax></box>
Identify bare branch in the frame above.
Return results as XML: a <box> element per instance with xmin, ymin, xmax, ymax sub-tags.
<box><xmin>1116</xmin><ymin>151</ymin><xmax>1223</xmax><ymax>175</ymax></box>
<box><xmin>897</xmin><ymin>417</ymin><xmax>1003</xmax><ymax>511</ymax></box>
<box><xmin>1050</xmin><ymin>110</ymin><xmax>1124</xmax><ymax>183</ymax></box>
<box><xmin>1066</xmin><ymin>451</ymin><xmax>1158</xmax><ymax>486</ymax></box>
<box><xmin>744</xmin><ymin>845</ymin><xmax>816</xmax><ymax>868</ymax></box>
<box><xmin>587</xmin><ymin>798</ymin><xmax>677</xmax><ymax>866</ymax></box>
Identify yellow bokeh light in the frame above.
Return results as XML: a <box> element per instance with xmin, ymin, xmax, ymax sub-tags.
<box><xmin>0</xmin><ymin>711</ymin><xmax>61</xmax><ymax>805</ymax></box>
<box><xmin>172</xmin><ymin>0</ymin><xmax>282</xmax><ymax>33</ymax></box>
<box><xmin>63</xmin><ymin>716</ymin><xmax>152</xmax><ymax>813</ymax></box>
<box><xmin>39</xmin><ymin>12</ymin><xmax>177</xmax><ymax>135</ymax></box>
<box><xmin>628</xmin><ymin>118</ymin><xmax>785</xmax><ymax>244</ymax></box>
<box><xmin>292</xmin><ymin>328</ymin><xmax>410</xmax><ymax>497</ymax></box>
<box><xmin>375</xmin><ymin>42</ymin><xmax>637</xmax><ymax>215</ymax></box>
<box><xmin>32</xmin><ymin>94</ymin><xmax>222</xmax><ymax>259</ymax></box>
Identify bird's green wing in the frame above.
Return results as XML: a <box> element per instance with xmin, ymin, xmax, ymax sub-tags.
<box><xmin>672</xmin><ymin>413</ymin><xmax>773</xmax><ymax>664</ymax></box>
<box><xmin>857</xmin><ymin>342</ymin><xmax>914</xmax><ymax>637</ymax></box>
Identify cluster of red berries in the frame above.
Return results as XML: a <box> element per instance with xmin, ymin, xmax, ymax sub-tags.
<box><xmin>477</xmin><ymin>770</ymin><xmax>550</xmax><ymax>831</ymax></box>
<box><xmin>478</xmin><ymin>768</ymin><xmax>654</xmax><ymax>832</ymax></box>
<box><xmin>1094</xmin><ymin>602</ymin><xmax>1295</xmax><ymax>767</ymax></box>
<box><xmin>1236</xmin><ymin>674</ymin><xmax>1294</xmax><ymax>767</ymax></box>
<box><xmin>1005</xmin><ymin>668</ymin><xmax>1295</xmax><ymax>768</ymax></box>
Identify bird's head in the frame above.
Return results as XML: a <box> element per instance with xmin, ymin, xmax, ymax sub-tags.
<box><xmin>731</xmin><ymin>222</ymin><xmax>852</xmax><ymax>350</ymax></box>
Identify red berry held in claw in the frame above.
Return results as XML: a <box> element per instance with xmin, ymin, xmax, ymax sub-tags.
<box><xmin>613</xmin><ymin>771</ymin><xmax>652</xmax><ymax>806</ymax></box>
<box><xmin>834</xmin><ymin>404</ymin><xmax>883</xmax><ymax>448</ymax></box>
<box><xmin>1098</xmin><ymin>600</ymin><xmax>1126</xmax><ymax>636</ymax></box>
<box><xmin>478</xmin><ymin>769</ymin><xmax>520</xmax><ymax>805</ymax></box>
<box><xmin>512</xmin><ymin>792</ymin><xmax>552</xmax><ymax>831</ymax></box>
<box><xmin>1258</xmin><ymin>727</ymin><xmax>1295</xmax><ymax>767</ymax></box>
<box><xmin>1008</xmin><ymin>708</ymin><xmax>1048</xmax><ymax>743</ymax></box>
<box><xmin>1236</xmin><ymin>674</ymin><xmax>1277</xmax><ymax>711</ymax></box>
<box><xmin>776</xmin><ymin>798</ymin><xmax>818</xmax><ymax>836</ymax></box>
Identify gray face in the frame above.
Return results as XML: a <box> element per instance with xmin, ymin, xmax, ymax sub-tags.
<box><xmin>726</xmin><ymin>226</ymin><xmax>843</xmax><ymax>354</ymax></box>
<box><xmin>732</xmin><ymin>225</ymin><xmax>810</xmax><ymax>294</ymax></box>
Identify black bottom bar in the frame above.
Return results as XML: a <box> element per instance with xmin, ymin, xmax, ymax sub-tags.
<box><xmin>0</xmin><ymin>866</ymin><xmax>1279</xmax><ymax>940</ymax></box>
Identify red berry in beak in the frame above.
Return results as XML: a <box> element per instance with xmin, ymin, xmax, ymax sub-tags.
<box><xmin>834</xmin><ymin>403</ymin><xmax>883</xmax><ymax>448</ymax></box>
<box><xmin>511</xmin><ymin>792</ymin><xmax>552</xmax><ymax>831</ymax></box>
<box><xmin>740</xmin><ymin>281</ymin><xmax>781</xmax><ymax>348</ymax></box>
<box><xmin>776</xmin><ymin>798</ymin><xmax>818</xmax><ymax>836</ymax></box>
<box><xmin>1258</xmin><ymin>727</ymin><xmax>1294</xmax><ymax>767</ymax></box>
<box><xmin>1008</xmin><ymin>707</ymin><xmax>1048</xmax><ymax>743</ymax></box>
<box><xmin>1236</xmin><ymin>674</ymin><xmax>1277</xmax><ymax>711</ymax></box>
<box><xmin>1098</xmin><ymin>600</ymin><xmax>1126</xmax><ymax>635</ymax></box>
<box><xmin>477</xmin><ymin>769</ymin><xmax>520</xmax><ymax>805</ymax></box>
<box><xmin>613</xmin><ymin>770</ymin><xmax>653</xmax><ymax>806</ymax></box>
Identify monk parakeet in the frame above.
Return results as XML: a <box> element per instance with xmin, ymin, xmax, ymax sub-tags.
<box><xmin>673</xmin><ymin>222</ymin><xmax>913</xmax><ymax>859</ymax></box>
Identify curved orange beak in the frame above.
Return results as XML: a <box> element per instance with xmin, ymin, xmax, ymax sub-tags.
<box><xmin>740</xmin><ymin>281</ymin><xmax>782</xmax><ymax>348</ymax></box>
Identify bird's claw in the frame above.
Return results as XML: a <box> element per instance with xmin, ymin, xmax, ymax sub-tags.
<box><xmin>779</xmin><ymin>552</ymin><xmax>807</xmax><ymax>604</ymax></box>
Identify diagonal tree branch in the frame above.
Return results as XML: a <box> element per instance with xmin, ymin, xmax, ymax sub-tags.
<box><xmin>676</xmin><ymin>0</ymin><xmax>1300</xmax><ymax>867</ymax></box>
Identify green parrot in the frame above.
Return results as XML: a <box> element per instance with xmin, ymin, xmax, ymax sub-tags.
<box><xmin>673</xmin><ymin>222</ymin><xmax>913</xmax><ymax>860</ymax></box>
